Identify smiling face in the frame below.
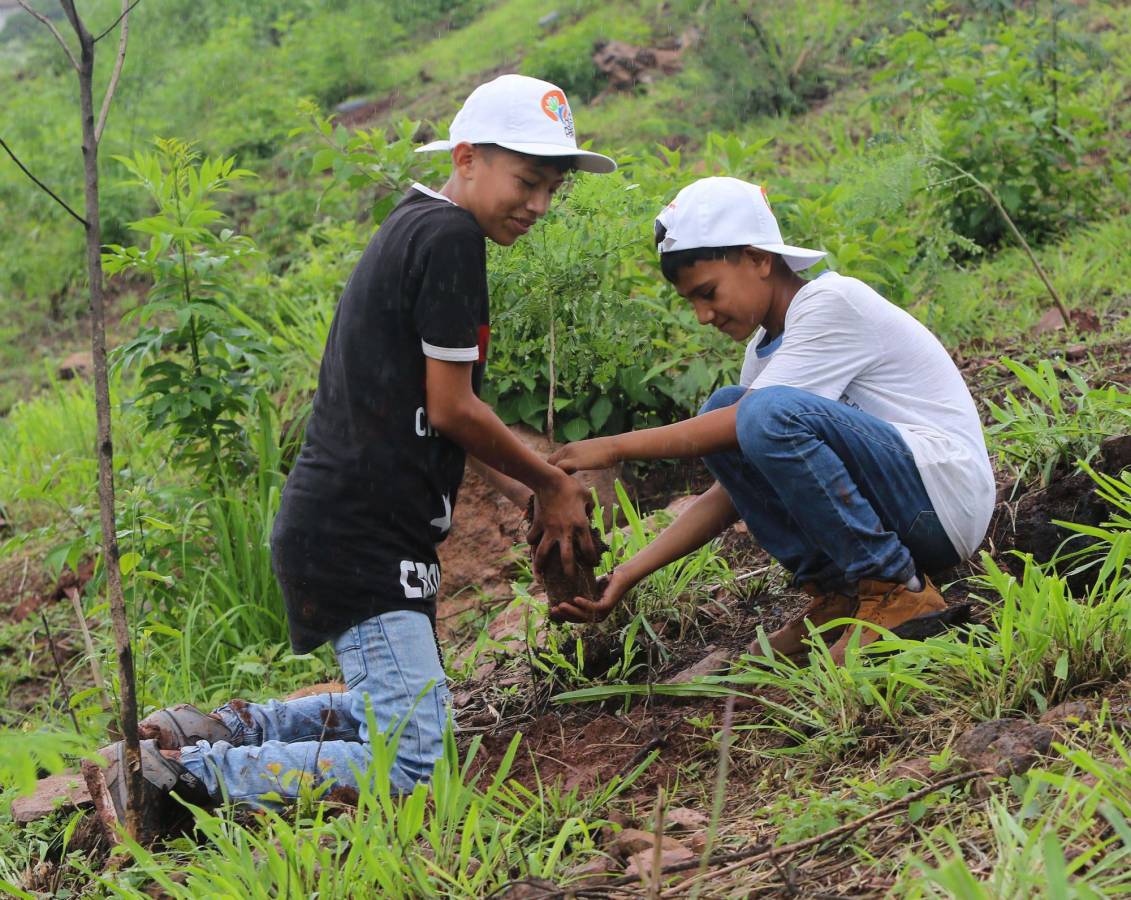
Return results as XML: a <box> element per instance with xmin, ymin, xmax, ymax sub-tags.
<box><xmin>671</xmin><ymin>249</ymin><xmax>778</xmax><ymax>342</ymax></box>
<box><xmin>450</xmin><ymin>143</ymin><xmax>569</xmax><ymax>246</ymax></box>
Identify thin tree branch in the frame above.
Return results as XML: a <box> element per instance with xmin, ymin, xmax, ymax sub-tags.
<box><xmin>95</xmin><ymin>0</ymin><xmax>131</xmax><ymax>143</ymax></box>
<box><xmin>41</xmin><ymin>612</ymin><xmax>82</xmax><ymax>735</ymax></box>
<box><xmin>16</xmin><ymin>0</ymin><xmax>78</xmax><ymax>70</ymax></box>
<box><xmin>93</xmin><ymin>0</ymin><xmax>140</xmax><ymax>43</ymax></box>
<box><xmin>59</xmin><ymin>0</ymin><xmax>145</xmax><ymax>843</ymax></box>
<box><xmin>931</xmin><ymin>154</ymin><xmax>1074</xmax><ymax>332</ymax></box>
<box><xmin>659</xmin><ymin>768</ymin><xmax>992</xmax><ymax>894</ymax></box>
<box><xmin>0</xmin><ymin>136</ymin><xmax>88</xmax><ymax>227</ymax></box>
<box><xmin>525</xmin><ymin>767</ymin><xmax>991</xmax><ymax>898</ymax></box>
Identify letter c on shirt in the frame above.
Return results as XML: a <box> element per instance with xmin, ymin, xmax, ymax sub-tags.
<box><xmin>399</xmin><ymin>560</ymin><xmax>424</xmax><ymax>599</ymax></box>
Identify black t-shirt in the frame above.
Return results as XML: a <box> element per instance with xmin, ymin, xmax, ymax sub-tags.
<box><xmin>271</xmin><ymin>186</ymin><xmax>489</xmax><ymax>653</ymax></box>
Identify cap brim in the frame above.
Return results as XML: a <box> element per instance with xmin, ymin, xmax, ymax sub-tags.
<box><xmin>416</xmin><ymin>139</ymin><xmax>455</xmax><ymax>154</ymax></box>
<box><xmin>751</xmin><ymin>243</ymin><xmax>828</xmax><ymax>272</ymax></box>
<box><xmin>415</xmin><ymin>139</ymin><xmax>617</xmax><ymax>174</ymax></box>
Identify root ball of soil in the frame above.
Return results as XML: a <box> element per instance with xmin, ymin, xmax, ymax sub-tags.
<box><xmin>540</xmin><ymin>529</ymin><xmax>608</xmax><ymax>608</ymax></box>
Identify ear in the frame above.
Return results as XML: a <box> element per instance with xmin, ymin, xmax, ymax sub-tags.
<box><xmin>743</xmin><ymin>247</ymin><xmax>775</xmax><ymax>277</ymax></box>
<box><xmin>451</xmin><ymin>142</ymin><xmax>477</xmax><ymax>177</ymax></box>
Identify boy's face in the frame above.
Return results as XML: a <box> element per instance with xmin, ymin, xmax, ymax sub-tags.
<box><xmin>671</xmin><ymin>250</ymin><xmax>775</xmax><ymax>342</ymax></box>
<box><xmin>453</xmin><ymin>144</ymin><xmax>567</xmax><ymax>246</ymax></box>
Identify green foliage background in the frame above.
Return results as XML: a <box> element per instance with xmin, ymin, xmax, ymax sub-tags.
<box><xmin>0</xmin><ymin>0</ymin><xmax>1130</xmax><ymax>892</ymax></box>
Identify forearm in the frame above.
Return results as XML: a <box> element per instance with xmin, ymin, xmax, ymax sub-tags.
<box><xmin>434</xmin><ymin>396</ymin><xmax>562</xmax><ymax>492</ymax></box>
<box><xmin>618</xmin><ymin>482</ymin><xmax>739</xmax><ymax>585</ymax></box>
<box><xmin>467</xmin><ymin>455</ymin><xmax>533</xmax><ymax>509</ymax></box>
<box><xmin>610</xmin><ymin>406</ymin><xmax>740</xmax><ymax>464</ymax></box>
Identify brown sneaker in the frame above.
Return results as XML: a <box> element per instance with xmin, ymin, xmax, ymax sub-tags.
<box><xmin>750</xmin><ymin>584</ymin><xmax>856</xmax><ymax>658</ymax></box>
<box><xmin>828</xmin><ymin>577</ymin><xmax>947</xmax><ymax>665</ymax></box>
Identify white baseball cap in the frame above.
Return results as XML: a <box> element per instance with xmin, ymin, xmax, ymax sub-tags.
<box><xmin>655</xmin><ymin>176</ymin><xmax>826</xmax><ymax>272</ymax></box>
<box><xmin>416</xmin><ymin>74</ymin><xmax>617</xmax><ymax>174</ymax></box>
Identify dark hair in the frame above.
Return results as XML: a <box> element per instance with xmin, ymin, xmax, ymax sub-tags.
<box><xmin>476</xmin><ymin>143</ymin><xmax>575</xmax><ymax>174</ymax></box>
<box><xmin>654</xmin><ymin>221</ymin><xmax>744</xmax><ymax>283</ymax></box>
<box><xmin>654</xmin><ymin>222</ymin><xmax>792</xmax><ymax>283</ymax></box>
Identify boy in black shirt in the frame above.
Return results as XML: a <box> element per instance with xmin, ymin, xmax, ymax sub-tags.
<box><xmin>87</xmin><ymin>75</ymin><xmax>617</xmax><ymax>823</ymax></box>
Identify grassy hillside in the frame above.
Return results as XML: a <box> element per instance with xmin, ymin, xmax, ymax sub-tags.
<box><xmin>1</xmin><ymin>0</ymin><xmax>1130</xmax><ymax>895</ymax></box>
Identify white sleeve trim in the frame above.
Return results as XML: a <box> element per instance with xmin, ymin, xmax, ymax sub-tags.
<box><xmin>422</xmin><ymin>339</ymin><xmax>479</xmax><ymax>362</ymax></box>
<box><xmin>412</xmin><ymin>182</ymin><xmax>457</xmax><ymax>205</ymax></box>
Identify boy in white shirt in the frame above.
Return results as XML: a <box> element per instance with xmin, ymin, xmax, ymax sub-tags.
<box><xmin>550</xmin><ymin>177</ymin><xmax>995</xmax><ymax>663</ymax></box>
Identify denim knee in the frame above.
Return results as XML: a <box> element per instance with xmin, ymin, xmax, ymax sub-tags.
<box><xmin>734</xmin><ymin>385</ymin><xmax>808</xmax><ymax>457</ymax></box>
<box><xmin>699</xmin><ymin>384</ymin><xmax>747</xmax><ymax>417</ymax></box>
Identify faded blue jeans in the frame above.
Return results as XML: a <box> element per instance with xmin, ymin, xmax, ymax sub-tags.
<box><xmin>701</xmin><ymin>385</ymin><xmax>960</xmax><ymax>589</ymax></box>
<box><xmin>179</xmin><ymin>609</ymin><xmax>451</xmax><ymax>806</ymax></box>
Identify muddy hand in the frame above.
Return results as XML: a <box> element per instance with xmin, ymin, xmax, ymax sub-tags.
<box><xmin>550</xmin><ymin>572</ymin><xmax>630</xmax><ymax>624</ymax></box>
<box><xmin>529</xmin><ymin>472</ymin><xmax>596</xmax><ymax>578</ymax></box>
<box><xmin>548</xmin><ymin>436</ymin><xmax>619</xmax><ymax>474</ymax></box>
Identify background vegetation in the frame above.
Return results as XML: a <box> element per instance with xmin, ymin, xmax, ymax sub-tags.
<box><xmin>0</xmin><ymin>0</ymin><xmax>1129</xmax><ymax>895</ymax></box>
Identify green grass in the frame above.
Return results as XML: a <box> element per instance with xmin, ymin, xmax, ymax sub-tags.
<box><xmin>2</xmin><ymin>0</ymin><xmax>1131</xmax><ymax>893</ymax></box>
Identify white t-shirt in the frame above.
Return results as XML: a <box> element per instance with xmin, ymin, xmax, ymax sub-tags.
<box><xmin>738</xmin><ymin>272</ymin><xmax>995</xmax><ymax>560</ymax></box>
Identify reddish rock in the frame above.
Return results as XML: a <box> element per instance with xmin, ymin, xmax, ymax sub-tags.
<box><xmin>954</xmin><ymin>719</ymin><xmax>1053</xmax><ymax>777</ymax></box>
<box><xmin>889</xmin><ymin>757</ymin><xmax>936</xmax><ymax>783</ymax></box>
<box><xmin>665</xmin><ymin>806</ymin><xmax>709</xmax><ymax>830</ymax></box>
<box><xmin>608</xmin><ymin>826</ymin><xmax>688</xmax><ymax>860</ymax></box>
<box><xmin>624</xmin><ymin>843</ymin><xmax>695</xmax><ymax>878</ymax></box>
<box><xmin>57</xmin><ymin>351</ymin><xmax>92</xmax><ymax>380</ymax></box>
<box><xmin>12</xmin><ymin>772</ymin><xmax>91</xmax><ymax>824</ymax></box>
<box><xmin>664</xmin><ymin>647</ymin><xmax>729</xmax><ymax>685</ymax></box>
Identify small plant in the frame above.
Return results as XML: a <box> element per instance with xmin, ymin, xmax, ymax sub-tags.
<box><xmin>106</xmin><ymin>139</ymin><xmax>270</xmax><ymax>481</ymax></box>
<box><xmin>986</xmin><ymin>357</ymin><xmax>1131</xmax><ymax>489</ymax></box>
<box><xmin>903</xmin><ymin>734</ymin><xmax>1131</xmax><ymax>897</ymax></box>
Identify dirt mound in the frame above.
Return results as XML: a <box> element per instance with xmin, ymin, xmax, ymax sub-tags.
<box><xmin>989</xmin><ymin>434</ymin><xmax>1131</xmax><ymax>592</ymax></box>
<box><xmin>472</xmin><ymin>705</ymin><xmax>692</xmax><ymax>795</ymax></box>
<box><xmin>592</xmin><ymin>30</ymin><xmax>697</xmax><ymax>97</ymax></box>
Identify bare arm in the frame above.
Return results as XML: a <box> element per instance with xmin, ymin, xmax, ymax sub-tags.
<box><xmin>425</xmin><ymin>357</ymin><xmax>594</xmax><ymax>573</ymax></box>
<box><xmin>467</xmin><ymin>455</ymin><xmax>533</xmax><ymax>510</ymax></box>
<box><xmin>549</xmin><ymin>406</ymin><xmax>740</xmax><ymax>472</ymax></box>
<box><xmin>553</xmin><ymin>482</ymin><xmax>739</xmax><ymax>623</ymax></box>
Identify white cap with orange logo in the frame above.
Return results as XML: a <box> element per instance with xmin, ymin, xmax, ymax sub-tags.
<box><xmin>416</xmin><ymin>74</ymin><xmax>617</xmax><ymax>174</ymax></box>
<box><xmin>655</xmin><ymin>177</ymin><xmax>826</xmax><ymax>271</ymax></box>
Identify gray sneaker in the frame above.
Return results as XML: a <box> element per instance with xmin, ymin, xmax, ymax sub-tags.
<box><xmin>138</xmin><ymin>703</ymin><xmax>234</xmax><ymax>749</ymax></box>
<box><xmin>81</xmin><ymin>738</ymin><xmax>211</xmax><ymax>845</ymax></box>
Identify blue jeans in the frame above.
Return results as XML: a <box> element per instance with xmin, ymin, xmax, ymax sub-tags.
<box><xmin>701</xmin><ymin>385</ymin><xmax>959</xmax><ymax>588</ymax></box>
<box><xmin>179</xmin><ymin>609</ymin><xmax>451</xmax><ymax>806</ymax></box>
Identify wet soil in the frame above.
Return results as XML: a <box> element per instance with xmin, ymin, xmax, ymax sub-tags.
<box><xmin>989</xmin><ymin>434</ymin><xmax>1131</xmax><ymax>592</ymax></box>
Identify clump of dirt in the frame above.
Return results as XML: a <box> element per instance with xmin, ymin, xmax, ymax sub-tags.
<box><xmin>990</xmin><ymin>433</ymin><xmax>1131</xmax><ymax>593</ymax></box>
<box><xmin>434</xmin><ymin>424</ymin><xmax>621</xmax><ymax>637</ymax></box>
<box><xmin>471</xmin><ymin>705</ymin><xmax>693</xmax><ymax>795</ymax></box>
<box><xmin>521</xmin><ymin>490</ymin><xmax>609</xmax><ymax>609</ymax></box>
<box><xmin>0</xmin><ymin>555</ymin><xmax>94</xmax><ymax>624</ymax></box>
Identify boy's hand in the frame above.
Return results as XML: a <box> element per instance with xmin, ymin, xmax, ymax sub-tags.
<box><xmin>549</xmin><ymin>569</ymin><xmax>634</xmax><ymax>624</ymax></box>
<box><xmin>527</xmin><ymin>472</ymin><xmax>598</xmax><ymax>577</ymax></box>
<box><xmin>548</xmin><ymin>436</ymin><xmax>620</xmax><ymax>474</ymax></box>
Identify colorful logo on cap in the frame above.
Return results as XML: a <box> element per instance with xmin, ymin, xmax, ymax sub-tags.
<box><xmin>540</xmin><ymin>90</ymin><xmax>575</xmax><ymax>139</ymax></box>
<box><xmin>760</xmin><ymin>185</ymin><xmax>772</xmax><ymax>213</ymax></box>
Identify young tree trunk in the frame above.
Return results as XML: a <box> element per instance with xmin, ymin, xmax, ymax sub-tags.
<box><xmin>60</xmin><ymin>0</ymin><xmax>143</xmax><ymax>839</ymax></box>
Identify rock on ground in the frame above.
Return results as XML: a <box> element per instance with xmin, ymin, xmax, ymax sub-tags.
<box><xmin>954</xmin><ymin>719</ymin><xmax>1053</xmax><ymax>777</ymax></box>
<box><xmin>11</xmin><ymin>772</ymin><xmax>92</xmax><ymax>824</ymax></box>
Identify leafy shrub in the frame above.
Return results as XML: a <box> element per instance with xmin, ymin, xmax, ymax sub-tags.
<box><xmin>692</xmin><ymin>0</ymin><xmax>879</xmax><ymax>128</ymax></box>
<box><xmin>874</xmin><ymin>5</ymin><xmax>1109</xmax><ymax>251</ymax></box>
